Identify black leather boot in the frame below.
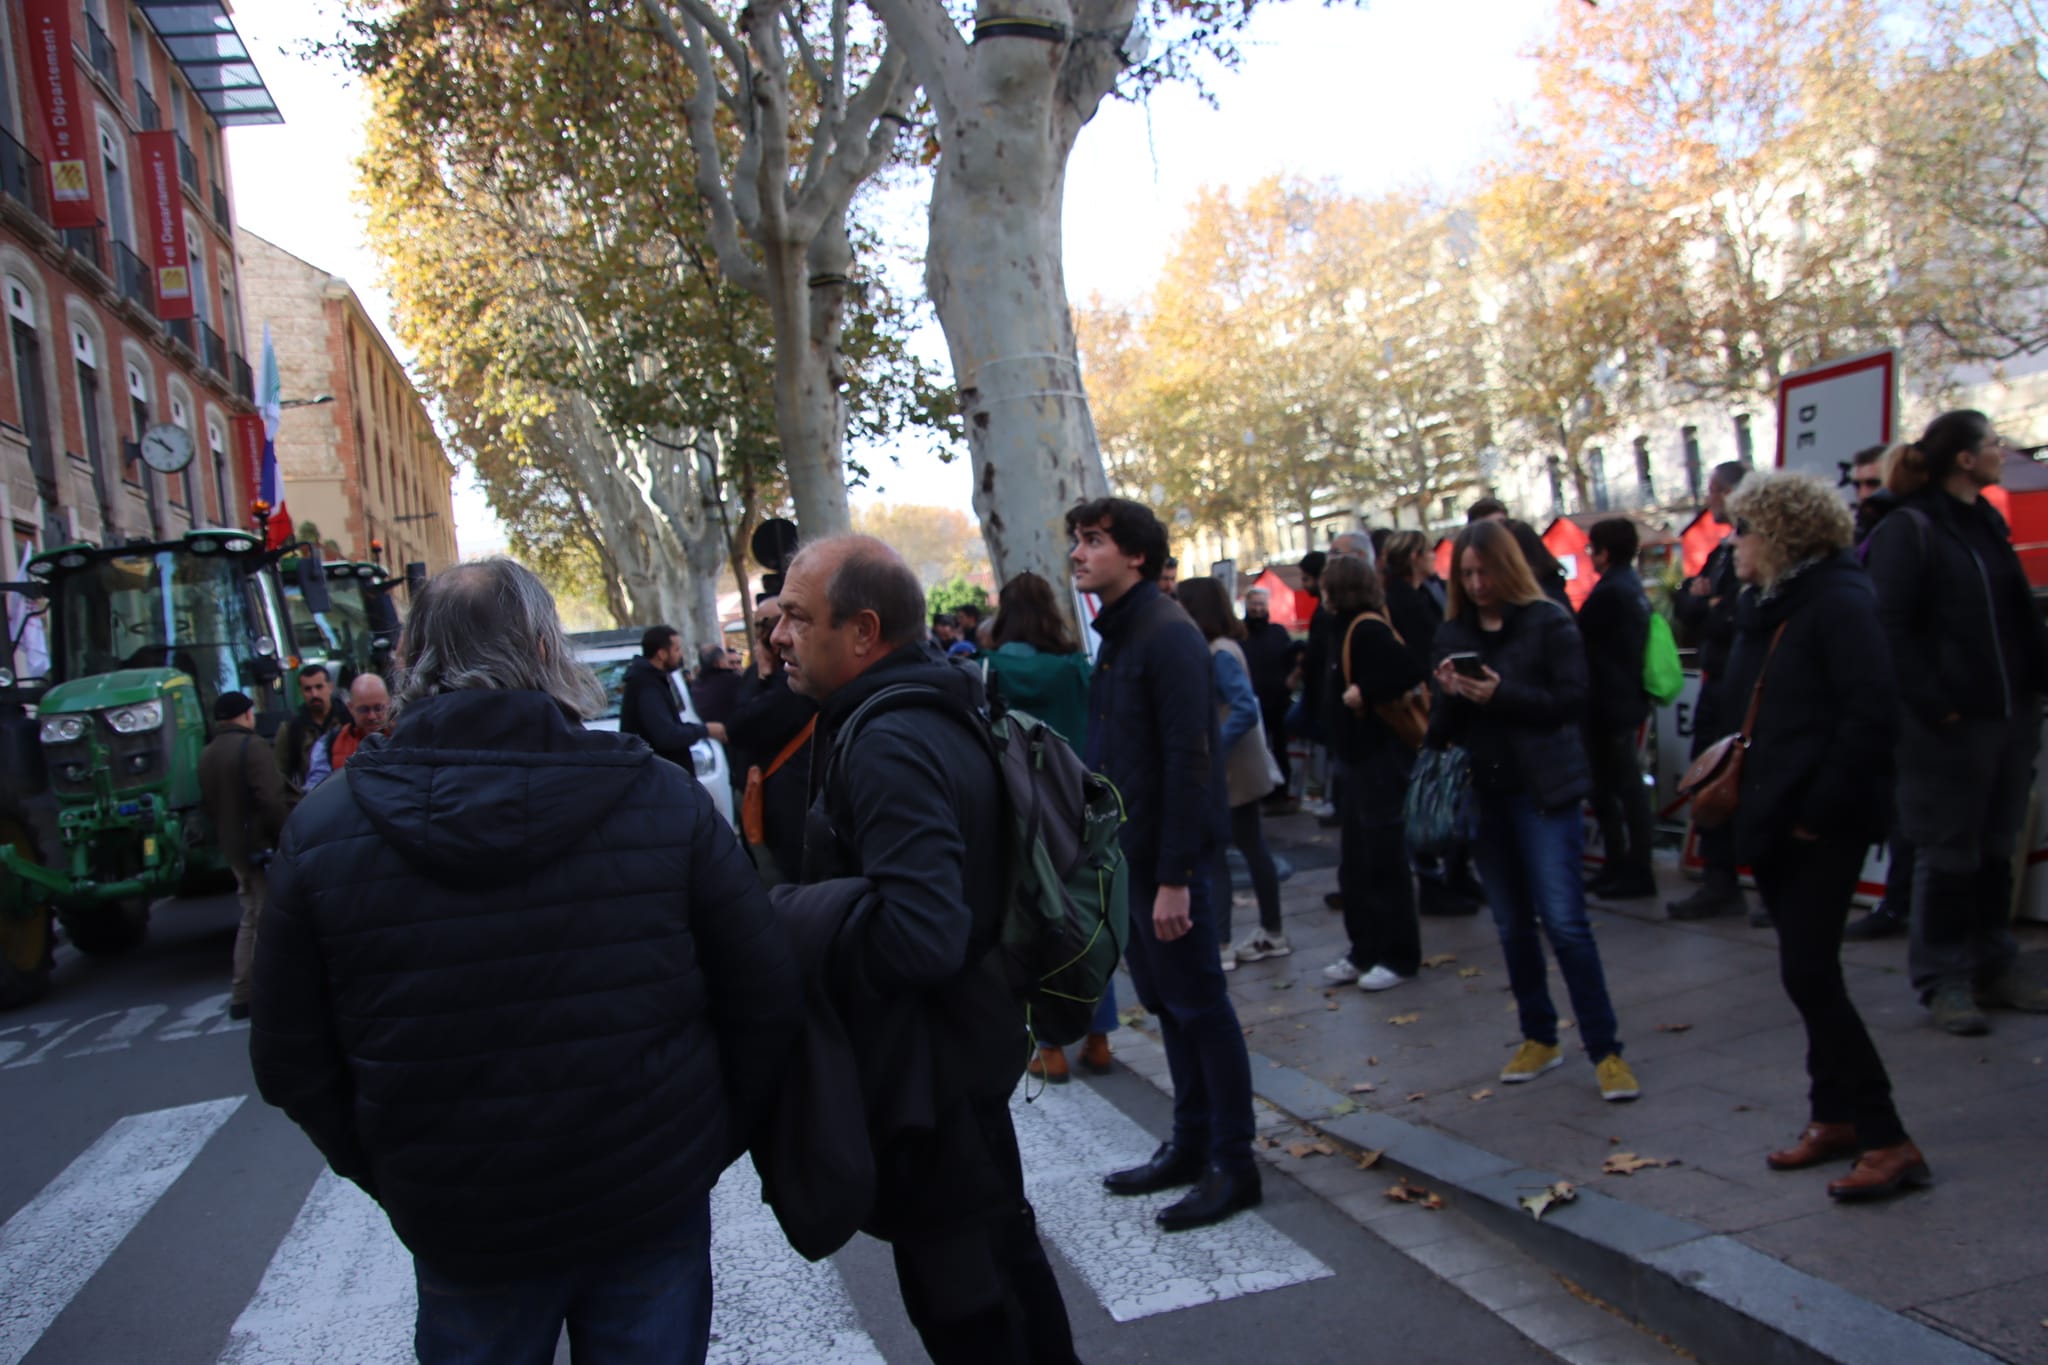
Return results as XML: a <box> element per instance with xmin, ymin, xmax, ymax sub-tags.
<box><xmin>1157</xmin><ymin>1164</ymin><xmax>1263</xmax><ymax>1232</ymax></box>
<box><xmin>1103</xmin><ymin>1141</ymin><xmax>1204</xmax><ymax>1196</ymax></box>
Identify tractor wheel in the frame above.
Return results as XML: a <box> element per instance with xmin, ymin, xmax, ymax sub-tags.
<box><xmin>0</xmin><ymin>815</ymin><xmax>53</xmax><ymax>1009</ymax></box>
<box><xmin>60</xmin><ymin>897</ymin><xmax>151</xmax><ymax>957</ymax></box>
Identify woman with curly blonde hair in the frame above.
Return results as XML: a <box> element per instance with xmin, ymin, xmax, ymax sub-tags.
<box><xmin>1719</xmin><ymin>471</ymin><xmax>1926</xmax><ymax>1202</ymax></box>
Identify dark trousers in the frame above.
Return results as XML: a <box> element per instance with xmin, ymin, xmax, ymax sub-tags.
<box><xmin>1586</xmin><ymin>725</ymin><xmax>1655</xmax><ymax>878</ymax></box>
<box><xmin>1123</xmin><ymin>871</ymin><xmax>1256</xmax><ymax>1172</ymax></box>
<box><xmin>413</xmin><ymin>1200</ymin><xmax>712</xmax><ymax>1365</ymax></box>
<box><xmin>1214</xmin><ymin>801</ymin><xmax>1283</xmax><ymax>944</ymax></box>
<box><xmin>1881</xmin><ymin>836</ymin><xmax>1915</xmax><ymax>915</ymax></box>
<box><xmin>1691</xmin><ymin>681</ymin><xmax>1741</xmax><ymax>890</ymax></box>
<box><xmin>1338</xmin><ymin>758</ymin><xmax>1419</xmax><ymax>975</ymax></box>
<box><xmin>1752</xmin><ymin>837</ymin><xmax>1909</xmax><ymax>1150</ymax></box>
<box><xmin>886</xmin><ymin>1098</ymin><xmax>1079</xmax><ymax>1365</ymax></box>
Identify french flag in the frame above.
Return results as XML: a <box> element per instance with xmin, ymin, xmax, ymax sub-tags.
<box><xmin>258</xmin><ymin>323</ymin><xmax>293</xmax><ymax>549</ymax></box>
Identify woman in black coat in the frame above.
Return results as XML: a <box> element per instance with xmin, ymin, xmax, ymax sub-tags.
<box><xmin>1719</xmin><ymin>471</ymin><xmax>1925</xmax><ymax>1201</ymax></box>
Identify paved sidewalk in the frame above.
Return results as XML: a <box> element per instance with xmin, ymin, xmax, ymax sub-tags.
<box><xmin>1220</xmin><ymin>812</ymin><xmax>2048</xmax><ymax>1363</ymax></box>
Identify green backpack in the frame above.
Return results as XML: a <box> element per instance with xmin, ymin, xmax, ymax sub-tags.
<box><xmin>1643</xmin><ymin>611</ymin><xmax>1684</xmax><ymax>705</ymax></box>
<box><xmin>828</xmin><ymin>684</ymin><xmax>1130</xmax><ymax>1048</ymax></box>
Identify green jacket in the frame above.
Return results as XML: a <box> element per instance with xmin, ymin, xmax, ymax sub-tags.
<box><xmin>982</xmin><ymin>643</ymin><xmax>1091</xmax><ymax>750</ymax></box>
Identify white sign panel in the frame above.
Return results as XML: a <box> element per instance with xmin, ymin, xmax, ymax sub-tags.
<box><xmin>1775</xmin><ymin>350</ymin><xmax>1896</xmax><ymax>489</ymax></box>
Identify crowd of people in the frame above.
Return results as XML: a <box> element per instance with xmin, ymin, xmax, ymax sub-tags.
<box><xmin>207</xmin><ymin>412</ymin><xmax>2047</xmax><ymax>1363</ymax></box>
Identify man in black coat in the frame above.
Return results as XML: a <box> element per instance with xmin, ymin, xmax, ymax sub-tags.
<box><xmin>773</xmin><ymin>535</ymin><xmax>1078</xmax><ymax>1365</ymax></box>
<box><xmin>689</xmin><ymin>642</ymin><xmax>747</xmax><ymax>727</ymax></box>
<box><xmin>250</xmin><ymin>558</ymin><xmax>799</xmax><ymax>1364</ymax></box>
<box><xmin>727</xmin><ymin>596</ymin><xmax>816</xmax><ymax>886</ymax></box>
<box><xmin>1070</xmin><ymin>497</ymin><xmax>1260</xmax><ymax>1231</ymax></box>
<box><xmin>1580</xmin><ymin>519</ymin><xmax>1658</xmax><ymax>900</ymax></box>
<box><xmin>1240</xmin><ymin>586</ymin><xmax>1302</xmax><ymax>800</ymax></box>
<box><xmin>620</xmin><ymin>624</ymin><xmax>720</xmax><ymax>774</ymax></box>
<box><xmin>1670</xmin><ymin>461</ymin><xmax>1754</xmax><ymax>921</ymax></box>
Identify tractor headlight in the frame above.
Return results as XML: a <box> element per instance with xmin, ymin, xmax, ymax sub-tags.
<box><xmin>40</xmin><ymin>715</ymin><xmax>86</xmax><ymax>744</ymax></box>
<box><xmin>104</xmin><ymin>701</ymin><xmax>165</xmax><ymax>734</ymax></box>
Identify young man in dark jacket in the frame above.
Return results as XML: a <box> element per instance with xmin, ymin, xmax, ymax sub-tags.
<box><xmin>1865</xmin><ymin>411</ymin><xmax>2048</xmax><ymax>1034</ymax></box>
<box><xmin>1670</xmin><ymin>461</ymin><xmax>1754</xmax><ymax>922</ymax></box>
<box><xmin>620</xmin><ymin>624</ymin><xmax>718</xmax><ymax>774</ymax></box>
<box><xmin>773</xmin><ymin>536</ymin><xmax>1078</xmax><ymax>1365</ymax></box>
<box><xmin>1579</xmin><ymin>519</ymin><xmax>1658</xmax><ymax>900</ymax></box>
<box><xmin>1070</xmin><ymin>497</ymin><xmax>1260</xmax><ymax>1231</ymax></box>
<box><xmin>274</xmin><ymin>662</ymin><xmax>347</xmax><ymax>790</ymax></box>
<box><xmin>250</xmin><ymin>559</ymin><xmax>799</xmax><ymax>1364</ymax></box>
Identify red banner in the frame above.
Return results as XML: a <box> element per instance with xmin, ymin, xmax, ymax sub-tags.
<box><xmin>232</xmin><ymin>414</ymin><xmax>264</xmax><ymax>524</ymax></box>
<box><xmin>136</xmin><ymin>132</ymin><xmax>193</xmax><ymax>320</ymax></box>
<box><xmin>24</xmin><ymin>0</ymin><xmax>96</xmax><ymax>229</ymax></box>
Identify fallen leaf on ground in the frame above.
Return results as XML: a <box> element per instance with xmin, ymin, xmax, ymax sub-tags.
<box><xmin>1330</xmin><ymin>1098</ymin><xmax>1359</xmax><ymax>1116</ymax></box>
<box><xmin>1270</xmin><ymin>980</ymin><xmax>1293</xmax><ymax>991</ymax></box>
<box><xmin>1367</xmin><ymin>1056</ymin><xmax>1380</xmax><ymax>1066</ymax></box>
<box><xmin>1603</xmin><ymin>1152</ymin><xmax>1676</xmax><ymax>1176</ymax></box>
<box><xmin>1388</xmin><ymin>1013</ymin><xmax>1421</xmax><ymax>1026</ymax></box>
<box><xmin>1385</xmin><ymin>1180</ymin><xmax>1444</xmax><ymax>1210</ymax></box>
<box><xmin>1283</xmin><ymin>1139</ymin><xmax>1338</xmax><ymax>1159</ymax></box>
<box><xmin>1609</xmin><ymin>1136</ymin><xmax>1621</xmax><ymax>1145</ymax></box>
<box><xmin>1354</xmin><ymin>1149</ymin><xmax>1384</xmax><ymax>1171</ymax></box>
<box><xmin>1420</xmin><ymin>953</ymin><xmax>1458</xmax><ymax>968</ymax></box>
<box><xmin>1254</xmin><ymin>1135</ymin><xmax>1277</xmax><ymax>1151</ymax></box>
<box><xmin>1654</xmin><ymin>1022</ymin><xmax>1693</xmax><ymax>1034</ymax></box>
<box><xmin>1469</xmin><ymin>1089</ymin><xmax>1494</xmax><ymax>1101</ymax></box>
<box><xmin>1119</xmin><ymin>1007</ymin><xmax>1149</xmax><ymax>1027</ymax></box>
<box><xmin>1267</xmin><ymin>1005</ymin><xmax>1287</xmax><ymax>1014</ymax></box>
<box><xmin>1295</xmin><ymin>1023</ymin><xmax>1307</xmax><ymax>1031</ymax></box>
<box><xmin>1349</xmin><ymin>1082</ymin><xmax>1377</xmax><ymax>1094</ymax></box>
<box><xmin>1519</xmin><ymin>1181</ymin><xmax>1578</xmax><ymax>1220</ymax></box>
<box><xmin>1326</xmin><ymin>1000</ymin><xmax>1341</xmax><ymax>1011</ymax></box>
<box><xmin>1458</xmin><ymin>966</ymin><xmax>1484</xmax><ymax>979</ymax></box>
<box><xmin>1406</xmin><ymin>1091</ymin><xmax>1428</xmax><ymax>1102</ymax></box>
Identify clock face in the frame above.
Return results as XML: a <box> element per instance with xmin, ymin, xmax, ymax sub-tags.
<box><xmin>139</xmin><ymin>423</ymin><xmax>195</xmax><ymax>475</ymax></box>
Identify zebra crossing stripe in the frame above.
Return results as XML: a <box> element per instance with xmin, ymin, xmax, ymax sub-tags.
<box><xmin>709</xmin><ymin>1160</ymin><xmax>886</xmax><ymax>1365</ymax></box>
<box><xmin>0</xmin><ymin>1095</ymin><xmax>244</xmax><ymax>1365</ymax></box>
<box><xmin>1009</xmin><ymin>1081</ymin><xmax>1333</xmax><ymax>1322</ymax></box>
<box><xmin>217</xmin><ymin>1170</ymin><xmax>416</xmax><ymax>1365</ymax></box>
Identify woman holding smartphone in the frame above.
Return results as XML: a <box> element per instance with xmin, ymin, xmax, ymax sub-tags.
<box><xmin>1428</xmin><ymin>521</ymin><xmax>1640</xmax><ymax>1103</ymax></box>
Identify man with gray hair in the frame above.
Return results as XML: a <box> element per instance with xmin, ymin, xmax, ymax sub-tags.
<box><xmin>251</xmin><ymin>558</ymin><xmax>799</xmax><ymax>1365</ymax></box>
<box><xmin>772</xmin><ymin>535</ymin><xmax>1079</xmax><ymax>1364</ymax></box>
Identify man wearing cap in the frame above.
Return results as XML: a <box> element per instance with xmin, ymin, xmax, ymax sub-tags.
<box><xmin>199</xmin><ymin>692</ymin><xmax>295</xmax><ymax>1020</ymax></box>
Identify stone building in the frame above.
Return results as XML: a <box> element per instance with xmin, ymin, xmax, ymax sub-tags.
<box><xmin>235</xmin><ymin>228</ymin><xmax>457</xmax><ymax>575</ymax></box>
<box><xmin>0</xmin><ymin>0</ymin><xmax>273</xmax><ymax>571</ymax></box>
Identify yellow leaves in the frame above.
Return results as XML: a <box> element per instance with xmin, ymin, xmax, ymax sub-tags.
<box><xmin>1602</xmin><ymin>1152</ymin><xmax>1676</xmax><ymax>1176</ymax></box>
<box><xmin>1388</xmin><ymin>1013</ymin><xmax>1421</xmax><ymax>1027</ymax></box>
<box><xmin>1285</xmin><ymin>1139</ymin><xmax>1338</xmax><ymax>1160</ymax></box>
<box><xmin>1468</xmin><ymin>1089</ymin><xmax>1494</xmax><ymax>1102</ymax></box>
<box><xmin>1348</xmin><ymin>1081</ymin><xmax>1377</xmax><ymax>1094</ymax></box>
<box><xmin>1654</xmin><ymin>1022</ymin><xmax>1693</xmax><ymax>1034</ymax></box>
<box><xmin>1384</xmin><ymin>1180</ymin><xmax>1443</xmax><ymax>1210</ymax></box>
<box><xmin>1420</xmin><ymin>953</ymin><xmax>1457</xmax><ymax>969</ymax></box>
<box><xmin>1354</xmin><ymin>1149</ymin><xmax>1385</xmax><ymax>1172</ymax></box>
<box><xmin>1519</xmin><ymin>1181</ymin><xmax>1577</xmax><ymax>1221</ymax></box>
<box><xmin>1458</xmin><ymin>966</ymin><xmax>1484</xmax><ymax>979</ymax></box>
<box><xmin>1330</xmin><ymin>1098</ymin><xmax>1360</xmax><ymax>1117</ymax></box>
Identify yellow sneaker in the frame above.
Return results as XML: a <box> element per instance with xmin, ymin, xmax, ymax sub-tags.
<box><xmin>1596</xmin><ymin>1054</ymin><xmax>1640</xmax><ymax>1102</ymax></box>
<box><xmin>1500</xmin><ymin>1040</ymin><xmax>1563</xmax><ymax>1083</ymax></box>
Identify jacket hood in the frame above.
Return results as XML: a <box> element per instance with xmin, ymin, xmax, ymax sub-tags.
<box><xmin>821</xmin><ymin>640</ymin><xmax>986</xmax><ymax>728</ymax></box>
<box><xmin>344</xmin><ymin>689</ymin><xmax>652</xmax><ymax>886</ymax></box>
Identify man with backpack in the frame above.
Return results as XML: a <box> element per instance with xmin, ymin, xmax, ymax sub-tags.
<box><xmin>771</xmin><ymin>535</ymin><xmax>1080</xmax><ymax>1365</ymax></box>
<box><xmin>1581</xmin><ymin>519</ymin><xmax>1659</xmax><ymax>900</ymax></box>
<box><xmin>1069</xmin><ymin>497</ymin><xmax>1261</xmax><ymax>1232</ymax></box>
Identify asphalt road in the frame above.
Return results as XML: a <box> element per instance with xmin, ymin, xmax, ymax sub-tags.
<box><xmin>0</xmin><ymin>891</ymin><xmax>1552</xmax><ymax>1364</ymax></box>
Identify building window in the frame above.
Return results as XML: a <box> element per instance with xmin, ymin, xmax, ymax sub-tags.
<box><xmin>98</xmin><ymin>120</ymin><xmax>133</xmax><ymax>248</ymax></box>
<box><xmin>73</xmin><ymin>326</ymin><xmax>115</xmax><ymax>533</ymax></box>
<box><xmin>1734</xmin><ymin>413</ymin><xmax>1754</xmax><ymax>466</ymax></box>
<box><xmin>1682</xmin><ymin>425</ymin><xmax>1703</xmax><ymax>502</ymax></box>
<box><xmin>168</xmin><ymin>392</ymin><xmax>190</xmax><ymax>509</ymax></box>
<box><xmin>125</xmin><ymin>363</ymin><xmax>150</xmax><ymax>487</ymax></box>
<box><xmin>1588</xmin><ymin>446</ymin><xmax>1609</xmax><ymax>511</ymax></box>
<box><xmin>8</xmin><ymin>277</ymin><xmax>62</xmax><ymax>546</ymax></box>
<box><xmin>184</xmin><ymin>221</ymin><xmax>210</xmax><ymax>326</ymax></box>
<box><xmin>208</xmin><ymin>416</ymin><xmax>230</xmax><ymax>527</ymax></box>
<box><xmin>1633</xmin><ymin>435</ymin><xmax>1655</xmax><ymax>505</ymax></box>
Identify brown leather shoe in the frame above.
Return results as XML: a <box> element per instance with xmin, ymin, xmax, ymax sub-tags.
<box><xmin>1767</xmin><ymin>1122</ymin><xmax>1858</xmax><ymax>1171</ymax></box>
<box><xmin>1827</xmin><ymin>1143</ymin><xmax>1932</xmax><ymax>1201</ymax></box>
<box><xmin>1028</xmin><ymin>1046</ymin><xmax>1070</xmax><ymax>1084</ymax></box>
<box><xmin>1078</xmin><ymin>1032</ymin><xmax>1113</xmax><ymax>1075</ymax></box>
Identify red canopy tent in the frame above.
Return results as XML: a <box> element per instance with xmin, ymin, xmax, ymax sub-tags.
<box><xmin>1677</xmin><ymin>509</ymin><xmax>1726</xmax><ymax>577</ymax></box>
<box><xmin>1245</xmin><ymin>566</ymin><xmax>1316</xmax><ymax>630</ymax></box>
<box><xmin>1983</xmin><ymin>451</ymin><xmax>2048</xmax><ymax>587</ymax></box>
<box><xmin>1541</xmin><ymin>513</ymin><xmax>1684</xmax><ymax>610</ymax></box>
<box><xmin>1433</xmin><ymin>536</ymin><xmax>1455</xmax><ymax>582</ymax></box>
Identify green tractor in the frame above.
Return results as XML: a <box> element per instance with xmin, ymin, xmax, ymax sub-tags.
<box><xmin>280</xmin><ymin>556</ymin><xmax>404</xmax><ymax>687</ymax></box>
<box><xmin>0</xmin><ymin>528</ymin><xmax>311</xmax><ymax>1008</ymax></box>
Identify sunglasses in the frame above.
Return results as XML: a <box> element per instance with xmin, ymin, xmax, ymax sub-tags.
<box><xmin>754</xmin><ymin>619</ymin><xmax>777</xmax><ymax>634</ymax></box>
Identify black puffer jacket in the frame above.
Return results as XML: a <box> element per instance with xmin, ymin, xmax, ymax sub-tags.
<box><xmin>250</xmin><ymin>689</ymin><xmax>798</xmax><ymax>1282</ymax></box>
<box><xmin>1578</xmin><ymin>565</ymin><xmax>1651</xmax><ymax>731</ymax></box>
<box><xmin>1720</xmin><ymin>555</ymin><xmax>1898</xmax><ymax>864</ymax></box>
<box><xmin>1864</xmin><ymin>488</ymin><xmax>2048</xmax><ymax>727</ymax></box>
<box><xmin>1426</xmin><ymin>599</ymin><xmax>1592</xmax><ymax>813</ymax></box>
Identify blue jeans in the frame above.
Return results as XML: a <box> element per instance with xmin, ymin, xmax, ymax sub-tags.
<box><xmin>1091</xmin><ymin>983</ymin><xmax>1120</xmax><ymax>1036</ymax></box>
<box><xmin>1122</xmin><ymin>872</ymin><xmax>1256</xmax><ymax>1171</ymax></box>
<box><xmin>1470</xmin><ymin>793</ymin><xmax>1623</xmax><ymax>1063</ymax></box>
<box><xmin>413</xmin><ymin>1197</ymin><xmax>712</xmax><ymax>1365</ymax></box>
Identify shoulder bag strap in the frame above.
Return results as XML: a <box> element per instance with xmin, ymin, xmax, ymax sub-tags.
<box><xmin>1738</xmin><ymin>622</ymin><xmax>1791</xmax><ymax>743</ymax></box>
<box><xmin>761</xmin><ymin>715</ymin><xmax>818</xmax><ymax>782</ymax></box>
<box><xmin>1340</xmin><ymin>615</ymin><xmax>1365</xmax><ymax>687</ymax></box>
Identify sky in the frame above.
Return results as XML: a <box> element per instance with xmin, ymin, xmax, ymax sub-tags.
<box><xmin>221</xmin><ymin>0</ymin><xmax>1554</xmax><ymax>556</ymax></box>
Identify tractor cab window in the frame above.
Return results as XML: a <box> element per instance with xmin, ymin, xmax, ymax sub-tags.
<box><xmin>284</xmin><ymin>575</ymin><xmax>376</xmax><ymax>683</ymax></box>
<box><xmin>54</xmin><ymin>552</ymin><xmax>275</xmax><ymax>720</ymax></box>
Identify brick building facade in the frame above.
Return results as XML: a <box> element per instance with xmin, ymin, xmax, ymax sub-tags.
<box><xmin>235</xmin><ymin>229</ymin><xmax>457</xmax><ymax>575</ymax></box>
<box><xmin>0</xmin><ymin>0</ymin><xmax>275</xmax><ymax>573</ymax></box>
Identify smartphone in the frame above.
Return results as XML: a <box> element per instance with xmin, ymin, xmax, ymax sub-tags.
<box><xmin>1447</xmin><ymin>652</ymin><xmax>1487</xmax><ymax>680</ymax></box>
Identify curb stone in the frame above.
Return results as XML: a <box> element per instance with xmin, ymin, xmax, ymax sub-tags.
<box><xmin>1189</xmin><ymin>1040</ymin><xmax>2002</xmax><ymax>1365</ymax></box>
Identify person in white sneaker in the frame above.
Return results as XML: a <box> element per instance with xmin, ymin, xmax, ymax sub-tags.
<box><xmin>1179</xmin><ymin>578</ymin><xmax>1293</xmax><ymax>973</ymax></box>
<box><xmin>1319</xmin><ymin>555</ymin><xmax>1425</xmax><ymax>994</ymax></box>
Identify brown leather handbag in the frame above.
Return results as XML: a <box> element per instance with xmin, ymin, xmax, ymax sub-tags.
<box><xmin>1342</xmin><ymin>612</ymin><xmax>1431</xmax><ymax>751</ymax></box>
<box><xmin>1677</xmin><ymin>623</ymin><xmax>1787</xmax><ymax>830</ymax></box>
